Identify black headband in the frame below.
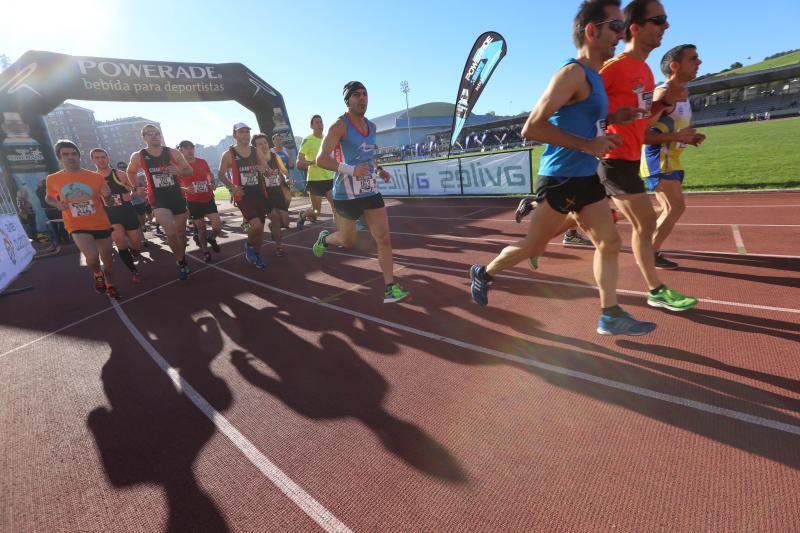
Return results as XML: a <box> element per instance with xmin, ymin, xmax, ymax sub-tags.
<box><xmin>343</xmin><ymin>81</ymin><xmax>366</xmax><ymax>104</ymax></box>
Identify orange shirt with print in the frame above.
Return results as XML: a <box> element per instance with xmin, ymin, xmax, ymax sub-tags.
<box><xmin>600</xmin><ymin>53</ymin><xmax>655</xmax><ymax>161</ymax></box>
<box><xmin>46</xmin><ymin>169</ymin><xmax>111</xmax><ymax>233</ymax></box>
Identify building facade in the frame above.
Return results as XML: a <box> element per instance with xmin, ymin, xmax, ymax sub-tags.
<box><xmin>97</xmin><ymin>117</ymin><xmax>161</xmax><ymax>166</ymax></box>
<box><xmin>45</xmin><ymin>103</ymin><xmax>103</xmax><ymax>168</ymax></box>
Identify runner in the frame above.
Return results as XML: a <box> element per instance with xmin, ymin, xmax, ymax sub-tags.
<box><xmin>123</xmin><ymin>161</ymin><xmax>151</xmax><ymax>248</ymax></box>
<box><xmin>598</xmin><ymin>0</ymin><xmax>697</xmax><ymax>311</ymax></box>
<box><xmin>271</xmin><ymin>132</ymin><xmax>295</xmax><ymax>229</ymax></box>
<box><xmin>126</xmin><ymin>124</ymin><xmax>194</xmax><ymax>281</ymax></box>
<box><xmin>252</xmin><ymin>134</ymin><xmax>290</xmax><ymax>257</ymax></box>
<box><xmin>470</xmin><ymin>0</ymin><xmax>656</xmax><ymax>336</ymax></box>
<box><xmin>296</xmin><ymin>115</ymin><xmax>335</xmax><ymax>229</ymax></box>
<box><xmin>45</xmin><ymin>140</ymin><xmax>120</xmax><ymax>299</ymax></box>
<box><xmin>642</xmin><ymin>44</ymin><xmax>705</xmax><ymax>269</ymax></box>
<box><xmin>217</xmin><ymin>123</ymin><xmax>269</xmax><ymax>269</ymax></box>
<box><xmin>176</xmin><ymin>140</ymin><xmax>222</xmax><ymax>263</ymax></box>
<box><xmin>90</xmin><ymin>149</ymin><xmax>143</xmax><ymax>284</ymax></box>
<box><xmin>313</xmin><ymin>81</ymin><xmax>409</xmax><ymax>304</ymax></box>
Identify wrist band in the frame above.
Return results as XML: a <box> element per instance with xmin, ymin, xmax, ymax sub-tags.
<box><xmin>338</xmin><ymin>163</ymin><xmax>355</xmax><ymax>176</ymax></box>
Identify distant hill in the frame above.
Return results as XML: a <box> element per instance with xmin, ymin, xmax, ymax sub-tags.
<box><xmin>696</xmin><ymin>50</ymin><xmax>800</xmax><ymax>81</ymax></box>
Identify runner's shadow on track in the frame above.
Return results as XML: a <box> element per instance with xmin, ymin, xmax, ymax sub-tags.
<box><xmin>87</xmin><ymin>316</ymin><xmax>232</xmax><ymax>533</ymax></box>
<box><xmin>617</xmin><ymin>340</ymin><xmax>800</xmax><ymax>409</ymax></box>
<box><xmin>667</xmin><ymin>252</ymin><xmax>800</xmax><ymax>273</ymax></box>
<box><xmin>674</xmin><ymin>266</ymin><xmax>800</xmax><ymax>289</ymax></box>
<box><xmin>680</xmin><ymin>308</ymin><xmax>800</xmax><ymax>344</ymax></box>
<box><xmin>211</xmin><ymin>298</ymin><xmax>466</xmax><ymax>483</ymax></box>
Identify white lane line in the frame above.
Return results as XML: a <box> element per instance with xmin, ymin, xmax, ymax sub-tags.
<box><xmin>194</xmin><ymin>257</ymin><xmax>800</xmax><ymax>437</ymax></box>
<box><xmin>731</xmin><ymin>224</ymin><xmax>747</xmax><ymax>255</ymax></box>
<box><xmin>279</xmin><ymin>243</ymin><xmax>800</xmax><ymax>315</ymax></box>
<box><xmin>462</xmin><ymin>207</ymin><xmax>490</xmax><ymax>218</ymax></box>
<box><xmin>110</xmin><ymin>300</ymin><xmax>353</xmax><ymax>533</ymax></box>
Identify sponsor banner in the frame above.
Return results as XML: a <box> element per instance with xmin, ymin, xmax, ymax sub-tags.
<box><xmin>0</xmin><ymin>213</ymin><xmax>36</xmax><ymax>291</ymax></box>
<box><xmin>460</xmin><ymin>151</ymin><xmax>531</xmax><ymax>195</ymax></box>
<box><xmin>377</xmin><ymin>165</ymin><xmax>409</xmax><ymax>196</ymax></box>
<box><xmin>407</xmin><ymin>158</ymin><xmax>461</xmax><ymax>196</ymax></box>
<box><xmin>449</xmin><ymin>32</ymin><xmax>507</xmax><ymax>148</ymax></box>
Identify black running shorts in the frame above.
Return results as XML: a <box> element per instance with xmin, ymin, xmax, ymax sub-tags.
<box><xmin>333</xmin><ymin>194</ymin><xmax>385</xmax><ymax>220</ymax></box>
<box><xmin>597</xmin><ymin>159</ymin><xmax>646</xmax><ymax>196</ymax></box>
<box><xmin>71</xmin><ymin>228</ymin><xmax>112</xmax><ymax>239</ymax></box>
<box><xmin>106</xmin><ymin>204</ymin><xmax>140</xmax><ymax>231</ymax></box>
<box><xmin>237</xmin><ymin>193</ymin><xmax>271</xmax><ymax>223</ymax></box>
<box><xmin>265</xmin><ymin>186</ymin><xmax>289</xmax><ymax>212</ymax></box>
<box><xmin>534</xmin><ymin>175</ymin><xmax>607</xmax><ymax>214</ymax></box>
<box><xmin>187</xmin><ymin>200</ymin><xmax>218</xmax><ymax>220</ymax></box>
<box><xmin>306</xmin><ymin>179</ymin><xmax>333</xmax><ymax>197</ymax></box>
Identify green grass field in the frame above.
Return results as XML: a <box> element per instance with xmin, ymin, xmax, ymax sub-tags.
<box><xmin>680</xmin><ymin>117</ymin><xmax>800</xmax><ymax>190</ymax></box>
<box><xmin>715</xmin><ymin>50</ymin><xmax>800</xmax><ymax>77</ymax></box>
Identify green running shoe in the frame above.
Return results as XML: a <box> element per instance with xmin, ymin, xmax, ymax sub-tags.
<box><xmin>383</xmin><ymin>283</ymin><xmax>409</xmax><ymax>304</ymax></box>
<box><xmin>313</xmin><ymin>230</ymin><xmax>330</xmax><ymax>258</ymax></box>
<box><xmin>529</xmin><ymin>256</ymin><xmax>539</xmax><ymax>271</ymax></box>
<box><xmin>647</xmin><ymin>287</ymin><xmax>697</xmax><ymax>312</ymax></box>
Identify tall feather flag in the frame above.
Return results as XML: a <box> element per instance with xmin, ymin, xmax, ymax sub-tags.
<box><xmin>448</xmin><ymin>32</ymin><xmax>507</xmax><ymax>155</ymax></box>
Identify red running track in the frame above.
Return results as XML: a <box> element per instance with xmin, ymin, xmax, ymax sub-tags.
<box><xmin>2</xmin><ymin>191</ymin><xmax>799</xmax><ymax>532</ymax></box>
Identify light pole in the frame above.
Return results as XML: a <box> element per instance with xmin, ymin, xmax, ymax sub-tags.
<box><xmin>400</xmin><ymin>80</ymin><xmax>412</xmax><ymax>148</ymax></box>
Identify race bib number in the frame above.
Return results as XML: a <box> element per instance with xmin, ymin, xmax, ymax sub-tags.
<box><xmin>153</xmin><ymin>173</ymin><xmax>174</xmax><ymax>188</ymax></box>
<box><xmin>637</xmin><ymin>90</ymin><xmax>654</xmax><ymax>115</ymax></box>
<box><xmin>69</xmin><ymin>200</ymin><xmax>96</xmax><ymax>217</ymax></box>
<box><xmin>241</xmin><ymin>172</ymin><xmax>260</xmax><ymax>186</ymax></box>
<box><xmin>356</xmin><ymin>175</ymin><xmax>377</xmax><ymax>195</ymax></box>
<box><xmin>192</xmin><ymin>181</ymin><xmax>209</xmax><ymax>193</ymax></box>
<box><xmin>265</xmin><ymin>174</ymin><xmax>281</xmax><ymax>187</ymax></box>
<box><xmin>595</xmin><ymin>119</ymin><xmax>607</xmax><ymax>137</ymax></box>
<box><xmin>106</xmin><ymin>194</ymin><xmax>123</xmax><ymax>207</ymax></box>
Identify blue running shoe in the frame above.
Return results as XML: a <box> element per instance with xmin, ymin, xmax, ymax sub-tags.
<box><xmin>469</xmin><ymin>264</ymin><xmax>490</xmax><ymax>306</ymax></box>
<box><xmin>596</xmin><ymin>312</ymin><xmax>657</xmax><ymax>336</ymax></box>
<box><xmin>245</xmin><ymin>243</ymin><xmax>258</xmax><ymax>265</ymax></box>
<box><xmin>178</xmin><ymin>260</ymin><xmax>190</xmax><ymax>281</ymax></box>
<box><xmin>253</xmin><ymin>253</ymin><xmax>266</xmax><ymax>270</ymax></box>
<box><xmin>356</xmin><ymin>218</ymin><xmax>367</xmax><ymax>231</ymax></box>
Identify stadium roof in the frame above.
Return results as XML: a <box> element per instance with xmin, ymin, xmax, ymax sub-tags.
<box><xmin>688</xmin><ymin>64</ymin><xmax>800</xmax><ymax>94</ymax></box>
<box><xmin>373</xmin><ymin>102</ymin><xmax>502</xmax><ymax>132</ymax></box>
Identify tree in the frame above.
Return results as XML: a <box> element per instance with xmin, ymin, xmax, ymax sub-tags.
<box><xmin>0</xmin><ymin>54</ymin><xmax>11</xmax><ymax>72</ymax></box>
<box><xmin>730</xmin><ymin>61</ymin><xmax>743</xmax><ymax>69</ymax></box>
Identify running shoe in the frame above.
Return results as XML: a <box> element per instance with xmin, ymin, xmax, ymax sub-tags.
<box><xmin>296</xmin><ymin>213</ymin><xmax>306</xmax><ymax>230</ymax></box>
<box><xmin>356</xmin><ymin>219</ymin><xmax>367</xmax><ymax>231</ymax></box>
<box><xmin>654</xmin><ymin>252</ymin><xmax>679</xmax><ymax>270</ymax></box>
<box><xmin>245</xmin><ymin>243</ymin><xmax>259</xmax><ymax>264</ymax></box>
<box><xmin>106</xmin><ymin>285</ymin><xmax>122</xmax><ymax>300</ymax></box>
<box><xmin>207</xmin><ymin>236</ymin><xmax>221</xmax><ymax>253</ymax></box>
<box><xmin>203</xmin><ymin>251</ymin><xmax>213</xmax><ymax>263</ymax></box>
<box><xmin>611</xmin><ymin>208</ymin><xmax>621</xmax><ymax>223</ymax></box>
<box><xmin>178</xmin><ymin>260</ymin><xmax>190</xmax><ymax>281</ymax></box>
<box><xmin>253</xmin><ymin>253</ymin><xmax>266</xmax><ymax>270</ymax></box>
<box><xmin>275</xmin><ymin>245</ymin><xmax>286</xmax><ymax>257</ymax></box>
<box><xmin>597</xmin><ymin>312</ymin><xmax>657</xmax><ymax>336</ymax></box>
<box><xmin>313</xmin><ymin>230</ymin><xmax>330</xmax><ymax>258</ymax></box>
<box><xmin>515</xmin><ymin>197</ymin><xmax>535</xmax><ymax>223</ymax></box>
<box><xmin>562</xmin><ymin>230</ymin><xmax>593</xmax><ymax>247</ymax></box>
<box><xmin>132</xmin><ymin>271</ymin><xmax>143</xmax><ymax>284</ymax></box>
<box><xmin>529</xmin><ymin>256</ymin><xmax>539</xmax><ymax>271</ymax></box>
<box><xmin>383</xmin><ymin>283</ymin><xmax>409</xmax><ymax>304</ymax></box>
<box><xmin>94</xmin><ymin>274</ymin><xmax>107</xmax><ymax>294</ymax></box>
<box><xmin>647</xmin><ymin>287</ymin><xmax>697</xmax><ymax>312</ymax></box>
<box><xmin>469</xmin><ymin>264</ymin><xmax>490</xmax><ymax>306</ymax></box>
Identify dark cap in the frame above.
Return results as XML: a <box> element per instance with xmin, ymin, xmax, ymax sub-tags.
<box><xmin>343</xmin><ymin>81</ymin><xmax>366</xmax><ymax>104</ymax></box>
<box><xmin>177</xmin><ymin>140</ymin><xmax>194</xmax><ymax>149</ymax></box>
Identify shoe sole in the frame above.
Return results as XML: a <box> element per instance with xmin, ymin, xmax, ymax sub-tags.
<box><xmin>655</xmin><ymin>264</ymin><xmax>679</xmax><ymax>270</ymax></box>
<box><xmin>597</xmin><ymin>326</ymin><xmax>656</xmax><ymax>336</ymax></box>
<box><xmin>647</xmin><ymin>299</ymin><xmax>696</xmax><ymax>312</ymax></box>
<box><xmin>383</xmin><ymin>293</ymin><xmax>409</xmax><ymax>304</ymax></box>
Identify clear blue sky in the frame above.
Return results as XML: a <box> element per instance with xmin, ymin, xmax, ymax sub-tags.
<box><xmin>1</xmin><ymin>0</ymin><xmax>797</xmax><ymax>146</ymax></box>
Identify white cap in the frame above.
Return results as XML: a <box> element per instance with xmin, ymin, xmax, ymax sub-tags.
<box><xmin>233</xmin><ymin>122</ymin><xmax>251</xmax><ymax>132</ymax></box>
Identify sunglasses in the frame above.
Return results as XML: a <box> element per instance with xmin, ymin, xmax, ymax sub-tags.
<box><xmin>642</xmin><ymin>14</ymin><xmax>668</xmax><ymax>26</ymax></box>
<box><xmin>143</xmin><ymin>131</ymin><xmax>161</xmax><ymax>137</ymax></box>
<box><xmin>595</xmin><ymin>19</ymin><xmax>625</xmax><ymax>33</ymax></box>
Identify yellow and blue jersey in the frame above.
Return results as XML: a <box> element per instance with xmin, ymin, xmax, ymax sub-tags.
<box><xmin>641</xmin><ymin>83</ymin><xmax>692</xmax><ymax>178</ymax></box>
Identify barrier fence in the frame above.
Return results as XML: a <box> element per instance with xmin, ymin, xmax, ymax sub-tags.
<box><xmin>377</xmin><ymin>147</ymin><xmax>535</xmax><ymax>197</ymax></box>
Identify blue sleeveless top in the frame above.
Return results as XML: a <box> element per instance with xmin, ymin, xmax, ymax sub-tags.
<box><xmin>332</xmin><ymin>114</ymin><xmax>380</xmax><ymax>200</ymax></box>
<box><xmin>538</xmin><ymin>59</ymin><xmax>608</xmax><ymax>178</ymax></box>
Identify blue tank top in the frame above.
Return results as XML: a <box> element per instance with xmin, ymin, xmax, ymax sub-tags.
<box><xmin>332</xmin><ymin>114</ymin><xmax>380</xmax><ymax>200</ymax></box>
<box><xmin>538</xmin><ymin>59</ymin><xmax>608</xmax><ymax>178</ymax></box>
